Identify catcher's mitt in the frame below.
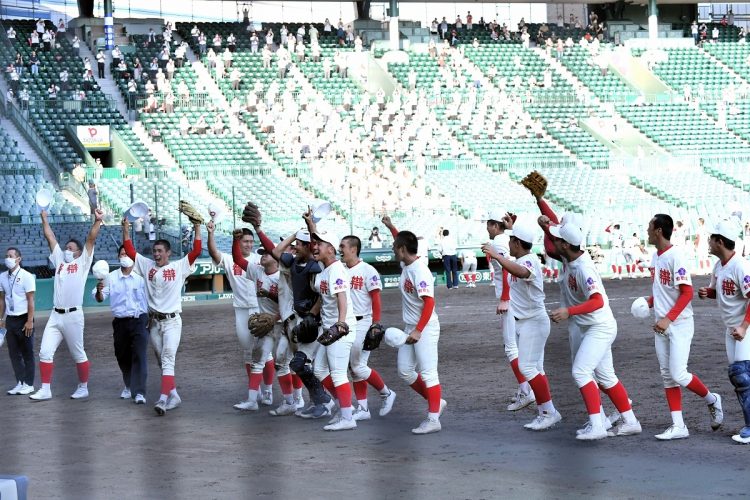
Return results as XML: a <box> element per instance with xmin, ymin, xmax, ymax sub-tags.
<box><xmin>520</xmin><ymin>170</ymin><xmax>548</xmax><ymax>199</ymax></box>
<box><xmin>241</xmin><ymin>202</ymin><xmax>262</xmax><ymax>226</ymax></box>
<box><xmin>248</xmin><ymin>312</ymin><xmax>276</xmax><ymax>338</ymax></box>
<box><xmin>179</xmin><ymin>199</ymin><xmax>204</xmax><ymax>225</ymax></box>
<box><xmin>291</xmin><ymin>315</ymin><xmax>320</xmax><ymax>344</ymax></box>
<box><xmin>318</xmin><ymin>321</ymin><xmax>350</xmax><ymax>346</ymax></box>
<box><xmin>362</xmin><ymin>323</ymin><xmax>385</xmax><ymax>351</ymax></box>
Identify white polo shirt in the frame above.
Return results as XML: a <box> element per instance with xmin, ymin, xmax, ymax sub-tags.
<box><xmin>1</xmin><ymin>267</ymin><xmax>36</xmax><ymax>316</ymax></box>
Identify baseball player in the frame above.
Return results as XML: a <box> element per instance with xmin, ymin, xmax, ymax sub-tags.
<box><xmin>623</xmin><ymin>232</ymin><xmax>642</xmax><ymax>278</ymax></box>
<box><xmin>339</xmin><ymin>235</ymin><xmax>396</xmax><ymax>419</ymax></box>
<box><xmin>698</xmin><ymin>218</ymin><xmax>750</xmax><ymax>444</ymax></box>
<box><xmin>29</xmin><ymin>208</ymin><xmax>103</xmax><ymax>401</ymax></box>
<box><xmin>459</xmin><ymin>248</ymin><xmax>477</xmax><ymax>288</ymax></box>
<box><xmin>122</xmin><ymin>217</ymin><xmax>202</xmax><ymax>416</ymax></box>
<box><xmin>548</xmin><ymin>222</ymin><xmax>641</xmax><ymax>440</ymax></box>
<box><xmin>482</xmin><ymin>217</ymin><xmax>560</xmax><ymax>431</ymax></box>
<box><xmin>485</xmin><ymin>210</ymin><xmax>533</xmax><ymax>410</ymax></box>
<box><xmin>207</xmin><ymin>223</ymin><xmax>276</xmax><ymax>409</ymax></box>
<box><xmin>644</xmin><ymin>213</ymin><xmax>723</xmax><ymax>440</ymax></box>
<box><xmin>1</xmin><ymin>247</ymin><xmax>36</xmax><ymax>396</ymax></box>
<box><xmin>694</xmin><ymin>218</ymin><xmax>711</xmax><ymax>275</ymax></box>
<box><xmin>383</xmin><ymin>215</ymin><xmax>446</xmax><ymax>435</ymax></box>
<box><xmin>605</xmin><ymin>223</ymin><xmax>626</xmax><ymax>279</ymax></box>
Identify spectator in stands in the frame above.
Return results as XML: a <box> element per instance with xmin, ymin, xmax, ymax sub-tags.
<box><xmin>82</xmin><ymin>69</ymin><xmax>95</xmax><ymax>91</ymax></box>
<box><xmin>115</xmin><ymin>59</ymin><xmax>128</xmax><ymax>79</ymax></box>
<box><xmin>223</xmin><ymin>47</ymin><xmax>233</xmax><ymax>68</ymax></box>
<box><xmin>159</xmin><ymin>46</ymin><xmax>170</xmax><ymax>69</ymax></box>
<box><xmin>354</xmin><ymin>36</ymin><xmax>363</xmax><ymax>52</ymax></box>
<box><xmin>467</xmin><ymin>11</ymin><xmax>473</xmax><ymax>30</ymax></box>
<box><xmin>455</xmin><ymin>16</ymin><xmax>463</xmax><ymax>31</ymax></box>
<box><xmin>311</xmin><ymin>42</ymin><xmax>321</xmax><ymax>62</ymax></box>
<box><xmin>30</xmin><ymin>30</ymin><xmax>40</xmax><ymax>49</ymax></box>
<box><xmin>149</xmin><ymin>58</ymin><xmax>159</xmax><ymax>79</ymax></box>
<box><xmin>126</xmin><ymin>79</ymin><xmax>137</xmax><ymax>109</ymax></box>
<box><xmin>324</xmin><ymin>18</ymin><xmax>332</xmax><ymax>34</ymax></box>
<box><xmin>5</xmin><ymin>88</ymin><xmax>14</xmax><ymax>110</ymax></box>
<box><xmin>721</xmin><ymin>15</ymin><xmax>728</xmax><ymax>26</ymax></box>
<box><xmin>42</xmin><ymin>29</ymin><xmax>52</xmax><ymax>52</ymax></box>
<box><xmin>261</xmin><ymin>45</ymin><xmax>272</xmax><ymax>68</ymax></box>
<box><xmin>175</xmin><ymin>42</ymin><xmax>186</xmax><ymax>68</ymax></box>
<box><xmin>368</xmin><ymin>227</ymin><xmax>383</xmax><ymax>249</ymax></box>
<box><xmin>212</xmin><ymin>114</ymin><xmax>224</xmax><ymax>135</ymax></box>
<box><xmin>6</xmin><ymin>26</ymin><xmax>15</xmax><ymax>39</ymax></box>
<box><xmin>19</xmin><ymin>87</ymin><xmax>29</xmax><ymax>111</ymax></box>
<box><xmin>337</xmin><ymin>23</ymin><xmax>345</xmax><ymax>45</ymax></box>
<box><xmin>213</xmin><ymin>33</ymin><xmax>222</xmax><ymax>51</ymax></box>
<box><xmin>163</xmin><ymin>92</ymin><xmax>175</xmax><ymax>113</ymax></box>
<box><xmin>155</xmin><ymin>68</ymin><xmax>166</xmax><ymax>91</ymax></box>
<box><xmin>59</xmin><ymin>69</ymin><xmax>69</xmax><ymax>92</ymax></box>
<box><xmin>198</xmin><ymin>32</ymin><xmax>207</xmax><ymax>54</ymax></box>
<box><xmin>165</xmin><ymin>59</ymin><xmax>175</xmax><ymax>81</ymax></box>
<box><xmin>440</xmin><ymin>17</ymin><xmax>448</xmax><ymax>39</ymax></box>
<box><xmin>111</xmin><ymin>45</ymin><xmax>122</xmax><ymax>71</ymax></box>
<box><xmin>229</xmin><ymin>67</ymin><xmax>242</xmax><ymax>90</ymax></box>
<box><xmin>250</xmin><ymin>32</ymin><xmax>259</xmax><ymax>53</ymax></box>
<box><xmin>47</xmin><ymin>83</ymin><xmax>59</xmax><ymax>105</ymax></box>
<box><xmin>36</xmin><ymin>18</ymin><xmax>45</xmax><ymax>35</ymax></box>
<box><xmin>297</xmin><ymin>24</ymin><xmax>306</xmax><ymax>43</ymax></box>
<box><xmin>179</xmin><ymin>115</ymin><xmax>190</xmax><ymax>135</ymax></box>
<box><xmin>12</xmin><ymin>53</ymin><xmax>23</xmax><ymax>77</ymax></box>
<box><xmin>87</xmin><ymin>181</ymin><xmax>98</xmax><ymax>216</ymax></box>
<box><xmin>346</xmin><ymin>25</ymin><xmax>355</xmax><ymax>46</ymax></box>
<box><xmin>191</xmin><ymin>114</ymin><xmax>208</xmax><ymax>134</ymax></box>
<box><xmin>95</xmin><ymin>49</ymin><xmax>105</xmax><ymax>79</ymax></box>
<box><xmin>729</xmin><ymin>9</ymin><xmax>735</xmax><ymax>25</ymax></box>
<box><xmin>712</xmin><ymin>26</ymin><xmax>719</xmax><ymax>42</ymax></box>
<box><xmin>265</xmin><ymin>28</ymin><xmax>274</xmax><ymax>48</ymax></box>
<box><xmin>227</xmin><ymin>33</ymin><xmax>236</xmax><ymax>53</ymax></box>
<box><xmin>147</xmin><ymin>28</ymin><xmax>157</xmax><ymax>47</ymax></box>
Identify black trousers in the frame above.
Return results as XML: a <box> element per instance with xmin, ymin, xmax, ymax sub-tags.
<box><xmin>6</xmin><ymin>314</ymin><xmax>34</xmax><ymax>385</ymax></box>
<box><xmin>98</xmin><ymin>61</ymin><xmax>105</xmax><ymax>78</ymax></box>
<box><xmin>112</xmin><ymin>314</ymin><xmax>149</xmax><ymax>397</ymax></box>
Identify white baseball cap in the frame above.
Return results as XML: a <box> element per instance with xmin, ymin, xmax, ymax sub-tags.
<box><xmin>507</xmin><ymin>220</ymin><xmax>538</xmax><ymax>245</ymax></box>
<box><xmin>313</xmin><ymin>229</ymin><xmax>341</xmax><ymax>250</ymax></box>
<box><xmin>549</xmin><ymin>223</ymin><xmax>583</xmax><ymax>246</ymax></box>
<box><xmin>486</xmin><ymin>209</ymin><xmax>506</xmax><ymax>222</ymax></box>
<box><xmin>295</xmin><ymin>229</ymin><xmax>311</xmax><ymax>243</ymax></box>
<box><xmin>712</xmin><ymin>218</ymin><xmax>742</xmax><ymax>242</ymax></box>
<box><xmin>384</xmin><ymin>327</ymin><xmax>408</xmax><ymax>348</ymax></box>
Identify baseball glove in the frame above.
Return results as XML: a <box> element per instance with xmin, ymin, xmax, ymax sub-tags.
<box><xmin>179</xmin><ymin>199</ymin><xmax>204</xmax><ymax>225</ymax></box>
<box><xmin>241</xmin><ymin>202</ymin><xmax>262</xmax><ymax>226</ymax></box>
<box><xmin>362</xmin><ymin>323</ymin><xmax>385</xmax><ymax>351</ymax></box>
<box><xmin>248</xmin><ymin>312</ymin><xmax>276</xmax><ymax>338</ymax></box>
<box><xmin>291</xmin><ymin>315</ymin><xmax>320</xmax><ymax>344</ymax></box>
<box><xmin>520</xmin><ymin>170</ymin><xmax>548</xmax><ymax>199</ymax></box>
<box><xmin>318</xmin><ymin>321</ymin><xmax>350</xmax><ymax>346</ymax></box>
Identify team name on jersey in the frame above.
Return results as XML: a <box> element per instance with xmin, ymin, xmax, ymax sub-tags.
<box><xmin>233</xmin><ymin>263</ymin><xmax>244</xmax><ymax>276</ymax></box>
<box><xmin>567</xmin><ymin>274</ymin><xmax>577</xmax><ymax>292</ymax></box>
<box><xmin>58</xmin><ymin>263</ymin><xmax>79</xmax><ymax>274</ymax></box>
<box><xmin>320</xmin><ymin>278</ymin><xmax>347</xmax><ymax>295</ymax></box>
<box><xmin>722</xmin><ymin>279</ymin><xmax>738</xmax><ymax>296</ymax></box>
<box><xmin>257</xmin><ymin>280</ymin><xmax>278</xmax><ymax>299</ymax></box>
<box><xmin>148</xmin><ymin>268</ymin><xmax>177</xmax><ymax>281</ymax></box>
<box><xmin>403</xmin><ymin>278</ymin><xmax>414</xmax><ymax>293</ymax></box>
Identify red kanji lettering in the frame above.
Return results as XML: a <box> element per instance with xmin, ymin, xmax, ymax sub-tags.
<box><xmin>57</xmin><ymin>264</ymin><xmax>64</xmax><ymax>274</ymax></box>
<box><xmin>659</xmin><ymin>269</ymin><xmax>671</xmax><ymax>286</ymax></box>
<box><xmin>67</xmin><ymin>263</ymin><xmax>78</xmax><ymax>274</ymax></box>
<box><xmin>320</xmin><ymin>280</ymin><xmax>329</xmax><ymax>295</ymax></box>
<box><xmin>163</xmin><ymin>269</ymin><xmax>176</xmax><ymax>281</ymax></box>
<box><xmin>233</xmin><ymin>264</ymin><xmax>243</xmax><ymax>276</ymax></box>
<box><xmin>268</xmin><ymin>284</ymin><xmax>278</xmax><ymax>299</ymax></box>
<box><xmin>403</xmin><ymin>278</ymin><xmax>414</xmax><ymax>293</ymax></box>
<box><xmin>722</xmin><ymin>279</ymin><xmax>736</xmax><ymax>296</ymax></box>
<box><xmin>567</xmin><ymin>275</ymin><xmax>577</xmax><ymax>292</ymax></box>
<box><xmin>351</xmin><ymin>276</ymin><xmax>364</xmax><ymax>290</ymax></box>
<box><xmin>148</xmin><ymin>269</ymin><xmax>157</xmax><ymax>281</ymax></box>
<box><xmin>257</xmin><ymin>279</ymin><xmax>263</xmax><ymax>290</ymax></box>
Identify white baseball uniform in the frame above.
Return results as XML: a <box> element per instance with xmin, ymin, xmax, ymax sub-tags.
<box><xmin>312</xmin><ymin>260</ymin><xmax>356</xmax><ymax>387</ymax></box>
<box><xmin>649</xmin><ymin>246</ymin><xmax>694</xmax><ymax>388</ymax></box>
<box><xmin>245</xmin><ymin>264</ymin><xmax>281</xmax><ymax>375</ymax></box>
<box><xmin>134</xmin><ymin>253</ymin><xmax>194</xmax><ymax>377</ymax></box>
<box><xmin>510</xmin><ymin>253</ymin><xmax>550</xmax><ymax>382</ymax></box>
<box><xmin>709</xmin><ymin>254</ymin><xmax>750</xmax><ymax>363</ymax></box>
<box><xmin>345</xmin><ymin>260</ymin><xmax>382</xmax><ymax>381</ymax></box>
<box><xmin>218</xmin><ymin>252</ymin><xmax>261</xmax><ymax>363</ymax></box>
<box><xmin>489</xmin><ymin>233</ymin><xmax>517</xmax><ymax>361</ymax></box>
<box><xmin>398</xmin><ymin>257</ymin><xmax>440</xmax><ymax>388</ymax></box>
<box><xmin>608</xmin><ymin>228</ymin><xmax>626</xmax><ymax>268</ymax></box>
<box><xmin>39</xmin><ymin>244</ymin><xmax>93</xmax><ymax>364</ymax></box>
<box><xmin>274</xmin><ymin>262</ymin><xmax>296</xmax><ymax>378</ymax></box>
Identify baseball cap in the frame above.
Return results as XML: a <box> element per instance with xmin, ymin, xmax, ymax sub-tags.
<box><xmin>712</xmin><ymin>218</ymin><xmax>742</xmax><ymax>242</ymax></box>
<box><xmin>295</xmin><ymin>229</ymin><xmax>311</xmax><ymax>243</ymax></box>
<box><xmin>507</xmin><ymin>220</ymin><xmax>537</xmax><ymax>245</ymax></box>
<box><xmin>549</xmin><ymin>223</ymin><xmax>583</xmax><ymax>246</ymax></box>
<box><xmin>313</xmin><ymin>229</ymin><xmax>341</xmax><ymax>249</ymax></box>
<box><xmin>486</xmin><ymin>209</ymin><xmax>506</xmax><ymax>222</ymax></box>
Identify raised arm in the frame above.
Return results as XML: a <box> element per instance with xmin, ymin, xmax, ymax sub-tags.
<box><xmin>122</xmin><ymin>218</ymin><xmax>137</xmax><ymax>260</ymax></box>
<box><xmin>85</xmin><ymin>208</ymin><xmax>105</xmax><ymax>254</ymax></box>
<box><xmin>40</xmin><ymin>210</ymin><xmax>58</xmax><ymax>253</ymax></box>
<box><xmin>381</xmin><ymin>214</ymin><xmax>398</xmax><ymax>238</ymax></box>
<box><xmin>187</xmin><ymin>222</ymin><xmax>202</xmax><ymax>265</ymax></box>
<box><xmin>273</xmin><ymin>232</ymin><xmax>296</xmax><ymax>262</ymax></box>
<box><xmin>206</xmin><ymin>221</ymin><xmax>222</xmax><ymax>265</ymax></box>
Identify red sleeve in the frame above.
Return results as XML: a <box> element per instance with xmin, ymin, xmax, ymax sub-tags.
<box><xmin>416</xmin><ymin>296</ymin><xmax>435</xmax><ymax>332</ymax></box>
<box><xmin>537</xmin><ymin>198</ymin><xmax>559</xmax><ymax>224</ymax></box>
<box><xmin>567</xmin><ymin>293</ymin><xmax>604</xmax><ymax>316</ymax></box>
<box><xmin>256</xmin><ymin>230</ymin><xmax>276</xmax><ymax>254</ymax></box>
<box><xmin>389</xmin><ymin>226</ymin><xmax>399</xmax><ymax>238</ymax></box>
<box><xmin>605</xmin><ymin>224</ymin><xmax>612</xmax><ymax>233</ymax></box>
<box><xmin>666</xmin><ymin>284</ymin><xmax>693</xmax><ymax>322</ymax></box>
<box><xmin>187</xmin><ymin>238</ymin><xmax>202</xmax><ymax>265</ymax></box>
<box><xmin>124</xmin><ymin>240</ymin><xmax>136</xmax><ymax>260</ymax></box>
<box><xmin>706</xmin><ymin>288</ymin><xmax>717</xmax><ymax>299</ymax></box>
<box><xmin>232</xmin><ymin>238</ymin><xmax>248</xmax><ymax>271</ymax></box>
<box><xmin>370</xmin><ymin>289</ymin><xmax>381</xmax><ymax>323</ymax></box>
<box><xmin>647</xmin><ymin>296</ymin><xmax>654</xmax><ymax>308</ymax></box>
<box><xmin>500</xmin><ymin>269</ymin><xmax>510</xmax><ymax>301</ymax></box>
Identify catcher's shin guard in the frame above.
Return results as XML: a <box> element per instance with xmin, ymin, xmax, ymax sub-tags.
<box><xmin>729</xmin><ymin>361</ymin><xmax>750</xmax><ymax>427</ymax></box>
<box><xmin>290</xmin><ymin>351</ymin><xmax>330</xmax><ymax>405</ymax></box>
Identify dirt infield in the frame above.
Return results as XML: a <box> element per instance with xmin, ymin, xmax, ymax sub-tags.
<box><xmin>1</xmin><ymin>276</ymin><xmax>749</xmax><ymax>499</ymax></box>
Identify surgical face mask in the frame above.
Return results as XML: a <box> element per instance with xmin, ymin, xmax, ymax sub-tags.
<box><xmin>64</xmin><ymin>250</ymin><xmax>75</xmax><ymax>263</ymax></box>
<box><xmin>4</xmin><ymin>257</ymin><xmax>17</xmax><ymax>269</ymax></box>
<box><xmin>119</xmin><ymin>256</ymin><xmax>134</xmax><ymax>268</ymax></box>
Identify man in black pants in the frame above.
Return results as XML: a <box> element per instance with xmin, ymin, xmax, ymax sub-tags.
<box><xmin>1</xmin><ymin>247</ymin><xmax>36</xmax><ymax>396</ymax></box>
<box><xmin>93</xmin><ymin>245</ymin><xmax>149</xmax><ymax>403</ymax></box>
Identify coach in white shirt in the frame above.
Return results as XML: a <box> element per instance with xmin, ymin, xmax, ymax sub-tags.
<box><xmin>93</xmin><ymin>245</ymin><xmax>149</xmax><ymax>403</ymax></box>
<box><xmin>439</xmin><ymin>229</ymin><xmax>459</xmax><ymax>289</ymax></box>
<box><xmin>1</xmin><ymin>247</ymin><xmax>36</xmax><ymax>395</ymax></box>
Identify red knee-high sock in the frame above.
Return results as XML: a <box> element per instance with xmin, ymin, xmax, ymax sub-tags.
<box><xmin>321</xmin><ymin>375</ymin><xmax>336</xmax><ymax>395</ymax></box>
<box><xmin>161</xmin><ymin>375</ymin><xmax>175</xmax><ymax>396</ymax></box>
<box><xmin>601</xmin><ymin>381</ymin><xmax>632</xmax><ymax>412</ymax></box>
<box><xmin>40</xmin><ymin>361</ymin><xmax>53</xmax><ymax>384</ymax></box>
<box><xmin>617</xmin><ymin>266</ymin><xmax>623</xmax><ymax>275</ymax></box>
<box><xmin>263</xmin><ymin>359</ymin><xmax>276</xmax><ymax>386</ymax></box>
<box><xmin>410</xmin><ymin>374</ymin><xmax>428</xmax><ymax>399</ymax></box>
<box><xmin>425</xmin><ymin>384</ymin><xmax>442</xmax><ymax>413</ymax></box>
<box><xmin>366</xmin><ymin>369</ymin><xmax>385</xmax><ymax>391</ymax></box>
<box><xmin>611</xmin><ymin>264</ymin><xmax>617</xmax><ymax>274</ymax></box>
<box><xmin>76</xmin><ymin>360</ymin><xmax>90</xmax><ymax>383</ymax></box>
<box><xmin>335</xmin><ymin>383</ymin><xmax>352</xmax><ymax>409</ymax></box>
<box><xmin>580</xmin><ymin>381</ymin><xmax>602</xmax><ymax>415</ymax></box>
<box><xmin>278</xmin><ymin>373</ymin><xmax>293</xmax><ymax>396</ymax></box>
<box><xmin>249</xmin><ymin>372</ymin><xmax>263</xmax><ymax>391</ymax></box>
<box><xmin>527</xmin><ymin>374</ymin><xmax>551</xmax><ymax>404</ymax></box>
<box><xmin>665</xmin><ymin>386</ymin><xmax>682</xmax><ymax>411</ymax></box>
<box><xmin>245</xmin><ymin>364</ymin><xmax>253</xmax><ymax>386</ymax></box>
<box><xmin>685</xmin><ymin>374</ymin><xmax>709</xmax><ymax>398</ymax></box>
<box><xmin>353</xmin><ymin>380</ymin><xmax>368</xmax><ymax>401</ymax></box>
<box><xmin>292</xmin><ymin>373</ymin><xmax>303</xmax><ymax>389</ymax></box>
<box><xmin>509</xmin><ymin>358</ymin><xmax>526</xmax><ymax>384</ymax></box>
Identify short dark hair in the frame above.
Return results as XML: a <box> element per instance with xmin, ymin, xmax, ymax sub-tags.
<box><xmin>652</xmin><ymin>214</ymin><xmax>674</xmax><ymax>240</ymax></box>
<box><xmin>117</xmin><ymin>244</ymin><xmax>125</xmax><ymax>254</ymax></box>
<box><xmin>342</xmin><ymin>235</ymin><xmax>361</xmax><ymax>256</ymax></box>
<box><xmin>153</xmin><ymin>239</ymin><xmax>171</xmax><ymax>251</ymax></box>
<box><xmin>442</xmin><ymin>229</ymin><xmax>449</xmax><ymax>236</ymax></box>
<box><xmin>394</xmin><ymin>231</ymin><xmax>419</xmax><ymax>255</ymax></box>
<box><xmin>7</xmin><ymin>247</ymin><xmax>21</xmax><ymax>258</ymax></box>
<box><xmin>66</xmin><ymin>238</ymin><xmax>83</xmax><ymax>252</ymax></box>
<box><xmin>511</xmin><ymin>236</ymin><xmax>532</xmax><ymax>251</ymax></box>
<box><xmin>711</xmin><ymin>234</ymin><xmax>736</xmax><ymax>250</ymax></box>
<box><xmin>240</xmin><ymin>228</ymin><xmax>254</xmax><ymax>238</ymax></box>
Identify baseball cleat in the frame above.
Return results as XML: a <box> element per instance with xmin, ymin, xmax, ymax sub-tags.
<box><xmin>154</xmin><ymin>399</ymin><xmax>167</xmax><ymax>416</ymax></box>
<box><xmin>296</xmin><ymin>403</ymin><xmax>316</xmax><ymax>418</ymax></box>
<box><xmin>269</xmin><ymin>401</ymin><xmax>297</xmax><ymax>416</ymax></box>
<box><xmin>412</xmin><ymin>418</ymin><xmax>441</xmax><ymax>435</ymax></box>
<box><xmin>439</xmin><ymin>399</ymin><xmax>447</xmax><ymax>417</ymax></box>
<box><xmin>29</xmin><ymin>387</ymin><xmax>52</xmax><ymax>401</ymax></box>
<box><xmin>507</xmin><ymin>391</ymin><xmax>536</xmax><ymax>411</ymax></box>
<box><xmin>577</xmin><ymin>415</ymin><xmax>612</xmax><ymax>435</ymax></box>
<box><xmin>294</xmin><ymin>395</ymin><xmax>305</xmax><ymax>410</ymax></box>
<box><xmin>299</xmin><ymin>403</ymin><xmax>330</xmax><ymax>419</ymax></box>
<box><xmin>327</xmin><ymin>408</ymin><xmax>341</xmax><ymax>425</ymax></box>
<box><xmin>379</xmin><ymin>390</ymin><xmax>396</xmax><ymax>417</ymax></box>
<box><xmin>324</xmin><ymin>417</ymin><xmax>357</xmax><ymax>431</ymax></box>
<box><xmin>731</xmin><ymin>427</ymin><xmax>750</xmax><ymax>444</ymax></box>
<box><xmin>655</xmin><ymin>424</ymin><xmax>689</xmax><ymax>440</ymax></box>
<box><xmin>708</xmin><ymin>393</ymin><xmax>724</xmax><ymax>431</ymax></box>
<box><xmin>353</xmin><ymin>407</ymin><xmax>371</xmax><ymax>421</ymax></box>
<box><xmin>233</xmin><ymin>399</ymin><xmax>259</xmax><ymax>411</ymax></box>
<box><xmin>525</xmin><ymin>410</ymin><xmax>562</xmax><ymax>431</ymax></box>
<box><xmin>17</xmin><ymin>383</ymin><xmax>35</xmax><ymax>395</ymax></box>
<box><xmin>134</xmin><ymin>394</ymin><xmax>146</xmax><ymax>404</ymax></box>
<box><xmin>576</xmin><ymin>425</ymin><xmax>608</xmax><ymax>441</ymax></box>
<box><xmin>70</xmin><ymin>384</ymin><xmax>89</xmax><ymax>400</ymax></box>
<box><xmin>607</xmin><ymin>420</ymin><xmax>642</xmax><ymax>437</ymax></box>
<box><xmin>7</xmin><ymin>382</ymin><xmax>23</xmax><ymax>395</ymax></box>
<box><xmin>166</xmin><ymin>392</ymin><xmax>181</xmax><ymax>410</ymax></box>
<box><xmin>260</xmin><ymin>390</ymin><xmax>273</xmax><ymax>406</ymax></box>
<box><xmin>120</xmin><ymin>388</ymin><xmax>132</xmax><ymax>399</ymax></box>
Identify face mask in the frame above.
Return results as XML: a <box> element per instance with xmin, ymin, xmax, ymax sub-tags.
<box><xmin>64</xmin><ymin>250</ymin><xmax>75</xmax><ymax>263</ymax></box>
<box><xmin>119</xmin><ymin>256</ymin><xmax>134</xmax><ymax>268</ymax></box>
<box><xmin>4</xmin><ymin>257</ymin><xmax>17</xmax><ymax>269</ymax></box>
